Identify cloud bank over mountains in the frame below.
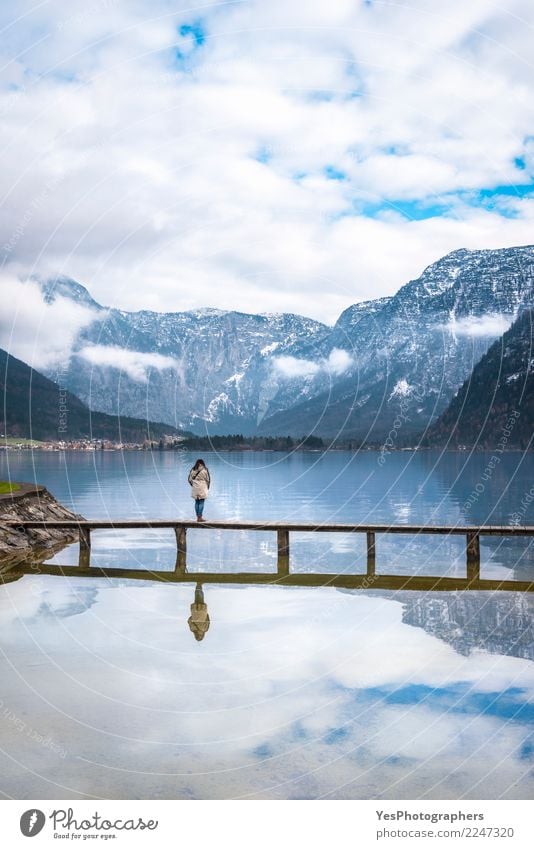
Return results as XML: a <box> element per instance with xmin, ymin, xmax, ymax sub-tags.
<box><xmin>444</xmin><ymin>314</ymin><xmax>513</xmax><ymax>339</ymax></box>
<box><xmin>274</xmin><ymin>348</ymin><xmax>353</xmax><ymax>379</ymax></box>
<box><xmin>0</xmin><ymin>0</ymin><xmax>533</xmax><ymax>321</ymax></box>
<box><xmin>77</xmin><ymin>345</ymin><xmax>183</xmax><ymax>383</ymax></box>
<box><xmin>0</xmin><ymin>273</ymin><xmax>98</xmax><ymax>370</ymax></box>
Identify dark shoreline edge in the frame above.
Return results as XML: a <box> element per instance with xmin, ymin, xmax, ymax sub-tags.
<box><xmin>0</xmin><ymin>484</ymin><xmax>82</xmax><ymax>571</ymax></box>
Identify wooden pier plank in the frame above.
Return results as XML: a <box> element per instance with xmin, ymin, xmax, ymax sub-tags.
<box><xmin>2</xmin><ymin>518</ymin><xmax>531</xmax><ymax>585</ymax></box>
<box><xmin>78</xmin><ymin>526</ymin><xmax>91</xmax><ymax>569</ymax></box>
<box><xmin>18</xmin><ymin>562</ymin><xmax>534</xmax><ymax>593</ymax></box>
<box><xmin>277</xmin><ymin>529</ymin><xmax>290</xmax><ymax>576</ymax></box>
<box><xmin>175</xmin><ymin>526</ymin><xmax>187</xmax><ymax>573</ymax></box>
<box><xmin>466</xmin><ymin>530</ymin><xmax>481</xmax><ymax>582</ymax></box>
<box><xmin>2</xmin><ymin>519</ymin><xmax>534</xmax><ymax>535</ymax></box>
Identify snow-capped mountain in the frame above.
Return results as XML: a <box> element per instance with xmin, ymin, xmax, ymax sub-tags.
<box><xmin>259</xmin><ymin>245</ymin><xmax>534</xmax><ymax>440</ymax></box>
<box><xmin>425</xmin><ymin>307</ymin><xmax>533</xmax><ymax>449</ymax></box>
<box><xmin>41</xmin><ymin>279</ymin><xmax>330</xmax><ymax>433</ymax></box>
<box><xmin>401</xmin><ymin>592</ymin><xmax>534</xmax><ymax>660</ymax></box>
<box><xmin>0</xmin><ymin>347</ymin><xmax>183</xmax><ymax>442</ymax></box>
<box><xmin>39</xmin><ymin>244</ymin><xmax>534</xmax><ymax>438</ymax></box>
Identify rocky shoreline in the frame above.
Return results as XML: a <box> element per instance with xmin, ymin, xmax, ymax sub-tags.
<box><xmin>0</xmin><ymin>484</ymin><xmax>82</xmax><ymax>573</ymax></box>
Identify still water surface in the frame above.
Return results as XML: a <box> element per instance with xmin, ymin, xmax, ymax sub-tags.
<box><xmin>0</xmin><ymin>449</ymin><xmax>533</xmax><ymax>798</ymax></box>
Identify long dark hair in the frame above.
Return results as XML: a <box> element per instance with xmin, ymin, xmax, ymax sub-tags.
<box><xmin>192</xmin><ymin>458</ymin><xmax>207</xmax><ymax>471</ymax></box>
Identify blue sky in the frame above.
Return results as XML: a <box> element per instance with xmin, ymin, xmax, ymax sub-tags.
<box><xmin>0</xmin><ymin>0</ymin><xmax>533</xmax><ymax>325</ymax></box>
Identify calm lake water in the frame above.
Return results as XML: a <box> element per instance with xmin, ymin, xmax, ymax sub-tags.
<box><xmin>0</xmin><ymin>449</ymin><xmax>533</xmax><ymax>799</ymax></box>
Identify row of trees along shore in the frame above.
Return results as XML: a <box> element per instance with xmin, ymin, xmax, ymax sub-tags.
<box><xmin>153</xmin><ymin>434</ymin><xmax>325</xmax><ymax>450</ymax></box>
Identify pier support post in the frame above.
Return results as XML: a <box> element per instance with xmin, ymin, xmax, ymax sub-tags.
<box><xmin>277</xmin><ymin>529</ymin><xmax>290</xmax><ymax>576</ymax></box>
<box><xmin>366</xmin><ymin>531</ymin><xmax>376</xmax><ymax>577</ymax></box>
<box><xmin>175</xmin><ymin>526</ymin><xmax>187</xmax><ymax>573</ymax></box>
<box><xmin>78</xmin><ymin>526</ymin><xmax>91</xmax><ymax>569</ymax></box>
<box><xmin>466</xmin><ymin>531</ymin><xmax>480</xmax><ymax>582</ymax></box>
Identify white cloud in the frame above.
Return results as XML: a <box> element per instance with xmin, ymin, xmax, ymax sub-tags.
<box><xmin>272</xmin><ymin>356</ymin><xmax>319</xmax><ymax>379</ymax></box>
<box><xmin>0</xmin><ymin>273</ymin><xmax>98</xmax><ymax>369</ymax></box>
<box><xmin>445</xmin><ymin>313</ymin><xmax>513</xmax><ymax>337</ymax></box>
<box><xmin>273</xmin><ymin>347</ymin><xmax>353</xmax><ymax>379</ymax></box>
<box><xmin>327</xmin><ymin>348</ymin><xmax>353</xmax><ymax>374</ymax></box>
<box><xmin>2</xmin><ymin>579</ymin><xmax>533</xmax><ymax>800</ymax></box>
<box><xmin>0</xmin><ymin>1</ymin><xmax>533</xmax><ymax>322</ymax></box>
<box><xmin>76</xmin><ymin>345</ymin><xmax>182</xmax><ymax>383</ymax></box>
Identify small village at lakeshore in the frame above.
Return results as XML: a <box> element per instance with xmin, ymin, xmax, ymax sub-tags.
<box><xmin>0</xmin><ymin>435</ymin><xmax>186</xmax><ymax>452</ymax></box>
<box><xmin>0</xmin><ymin>433</ymin><xmax>331</xmax><ymax>452</ymax></box>
<box><xmin>2</xmin><ymin>436</ymin><xmax>520</xmax><ymax>454</ymax></box>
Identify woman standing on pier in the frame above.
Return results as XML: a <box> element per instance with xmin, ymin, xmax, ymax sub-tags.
<box><xmin>188</xmin><ymin>458</ymin><xmax>211</xmax><ymax>522</ymax></box>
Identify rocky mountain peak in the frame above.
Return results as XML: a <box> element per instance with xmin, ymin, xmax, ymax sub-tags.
<box><xmin>35</xmin><ymin>244</ymin><xmax>534</xmax><ymax>440</ymax></box>
<box><xmin>36</xmin><ymin>276</ymin><xmax>103</xmax><ymax>311</ymax></box>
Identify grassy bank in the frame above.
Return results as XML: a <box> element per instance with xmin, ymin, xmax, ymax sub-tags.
<box><xmin>0</xmin><ymin>481</ymin><xmax>21</xmax><ymax>494</ymax></box>
<box><xmin>2</xmin><ymin>437</ymin><xmax>44</xmax><ymax>448</ymax></box>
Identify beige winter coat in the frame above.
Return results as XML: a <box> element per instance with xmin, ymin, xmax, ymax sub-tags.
<box><xmin>188</xmin><ymin>604</ymin><xmax>210</xmax><ymax>640</ymax></box>
<box><xmin>188</xmin><ymin>466</ymin><xmax>210</xmax><ymax>500</ymax></box>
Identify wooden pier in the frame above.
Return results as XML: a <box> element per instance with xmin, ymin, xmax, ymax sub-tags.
<box><xmin>2</xmin><ymin>519</ymin><xmax>533</xmax><ymax>592</ymax></box>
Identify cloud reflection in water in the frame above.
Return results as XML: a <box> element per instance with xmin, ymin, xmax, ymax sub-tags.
<box><xmin>0</xmin><ymin>576</ymin><xmax>532</xmax><ymax>799</ymax></box>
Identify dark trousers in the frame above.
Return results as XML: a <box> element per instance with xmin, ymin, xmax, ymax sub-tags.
<box><xmin>195</xmin><ymin>498</ymin><xmax>205</xmax><ymax>518</ymax></box>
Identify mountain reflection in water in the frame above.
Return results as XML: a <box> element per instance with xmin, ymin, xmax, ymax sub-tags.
<box><xmin>401</xmin><ymin>592</ymin><xmax>534</xmax><ymax>660</ymax></box>
<box><xmin>0</xmin><ymin>573</ymin><xmax>532</xmax><ymax>800</ymax></box>
<box><xmin>1</xmin><ymin>449</ymin><xmax>532</xmax><ymax>799</ymax></box>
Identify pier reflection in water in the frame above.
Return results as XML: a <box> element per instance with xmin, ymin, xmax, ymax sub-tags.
<box><xmin>0</xmin><ymin>563</ymin><xmax>533</xmax><ymax>800</ymax></box>
<box><xmin>3</xmin><ymin>448</ymin><xmax>534</xmax><ymax>583</ymax></box>
<box><xmin>1</xmin><ymin>449</ymin><xmax>532</xmax><ymax>799</ymax></box>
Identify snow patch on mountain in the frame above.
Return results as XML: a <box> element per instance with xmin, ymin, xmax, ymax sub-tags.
<box><xmin>260</xmin><ymin>342</ymin><xmax>280</xmax><ymax>356</ymax></box>
<box><xmin>225</xmin><ymin>373</ymin><xmax>244</xmax><ymax>385</ymax></box>
<box><xmin>206</xmin><ymin>392</ymin><xmax>233</xmax><ymax>422</ymax></box>
<box><xmin>389</xmin><ymin>379</ymin><xmax>413</xmax><ymax>400</ymax></box>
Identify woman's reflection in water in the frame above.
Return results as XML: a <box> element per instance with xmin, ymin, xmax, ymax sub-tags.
<box><xmin>188</xmin><ymin>583</ymin><xmax>210</xmax><ymax>641</ymax></box>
